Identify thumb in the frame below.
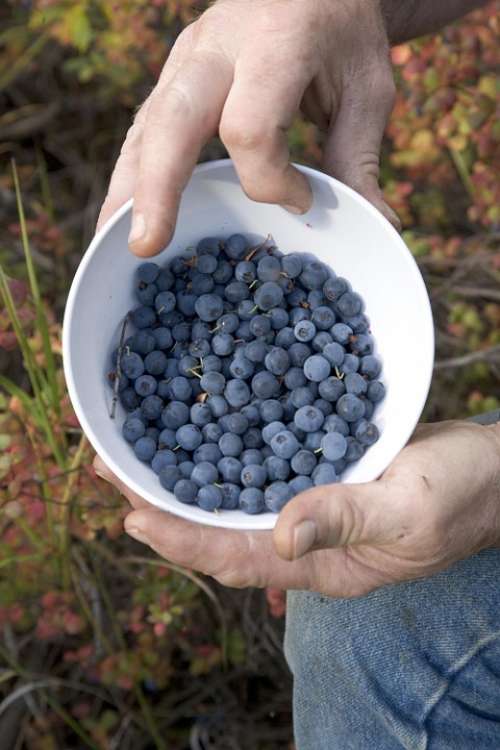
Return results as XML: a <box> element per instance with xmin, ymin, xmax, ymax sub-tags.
<box><xmin>273</xmin><ymin>480</ymin><xmax>395</xmax><ymax>561</ymax></box>
<box><xmin>323</xmin><ymin>65</ymin><xmax>401</xmax><ymax>231</ymax></box>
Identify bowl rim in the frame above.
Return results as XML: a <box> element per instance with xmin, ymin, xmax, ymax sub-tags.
<box><xmin>63</xmin><ymin>158</ymin><xmax>435</xmax><ymax>530</ymax></box>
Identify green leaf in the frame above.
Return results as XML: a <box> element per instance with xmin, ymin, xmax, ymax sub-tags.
<box><xmin>66</xmin><ymin>5</ymin><xmax>93</xmax><ymax>53</ymax></box>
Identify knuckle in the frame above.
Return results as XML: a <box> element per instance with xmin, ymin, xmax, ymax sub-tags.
<box><xmin>220</xmin><ymin>117</ymin><xmax>268</xmax><ymax>152</ymax></box>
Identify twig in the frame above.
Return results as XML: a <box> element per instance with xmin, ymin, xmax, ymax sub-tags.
<box><xmin>110</xmin><ymin>315</ymin><xmax>129</xmax><ymax>419</ymax></box>
<box><xmin>434</xmin><ymin>345</ymin><xmax>500</xmax><ymax>370</ymax></box>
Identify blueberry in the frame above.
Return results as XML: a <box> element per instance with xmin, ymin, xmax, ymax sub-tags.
<box><xmin>219</xmin><ymin>433</ymin><xmax>244</xmax><ymax>458</ymax></box>
<box><xmin>314</xmin><ymin>398</ymin><xmax>333</xmax><ymax>416</ymax></box>
<box><xmin>243</xmin><ymin>428</ymin><xmax>264</xmax><ymax>449</ymax></box>
<box><xmin>260</xmin><ymin>399</ymin><xmax>284</xmax><ymax>423</ymax></box>
<box><xmin>156</xmin><ymin>268</ymin><xmax>175</xmax><ymax>291</ymax></box>
<box><xmin>294</xmin><ymin>320</ymin><xmax>316</xmax><ymax>343</ymax></box>
<box><xmin>197</xmin><ymin>236</ymin><xmax>221</xmax><ymax>256</ymax></box>
<box><xmin>225</xmin><ymin>234</ymin><xmax>248</xmax><ymax>260</ymax></box>
<box><xmin>269</xmin><ymin>308</ymin><xmax>289</xmax><ymax>330</ymax></box>
<box><xmin>284</xmin><ymin>367</ymin><xmax>307</xmax><ymax>390</ymax></box>
<box><xmin>158</xmin><ymin>428</ymin><xmax>177</xmax><ymax>449</ymax></box>
<box><xmin>151</xmin><ymin>449</ymin><xmax>177</xmax><ymax>474</ymax></box>
<box><xmin>304</xmin><ymin>355</ymin><xmax>331</xmax><ymax>382</ymax></box>
<box><xmin>168</xmin><ymin>376</ymin><xmax>192</xmax><ymax>401</ymax></box>
<box><xmin>153</xmin><ymin>327</ymin><xmax>173</xmax><ymax>350</ymax></box>
<box><xmin>179</xmin><ymin>460</ymin><xmax>195</xmax><ymax>478</ymax></box>
<box><xmin>264</xmin><ymin>482</ymin><xmax>293</xmax><ymax>512</ymax></box>
<box><xmin>235</xmin><ymin>321</ymin><xmax>253</xmax><ymax>340</ymax></box>
<box><xmin>197</xmin><ymin>254</ymin><xmax>218</xmax><ymax>274</ymax></box>
<box><xmin>129</xmin><ymin>331</ymin><xmax>156</xmax><ymax>355</ymax></box>
<box><xmin>137</xmin><ymin>262</ymin><xmax>160</xmax><ymax>284</ymax></box>
<box><xmin>161</xmin><ymin>401</ymin><xmax>190</xmax><ymax>429</ymax></box>
<box><xmin>360</xmin><ymin>355</ymin><xmax>382</xmax><ymax>379</ymax></box>
<box><xmin>202</xmin><ymin>354</ymin><xmax>222</xmax><ymax>374</ymax></box>
<box><xmin>213</xmin><ymin>260</ymin><xmax>234</xmax><ymax>284</ymax></box>
<box><xmin>287</xmin><ymin>288</ymin><xmax>307</xmax><ymax>307</ymax></box>
<box><xmin>175</xmin><ymin>425</ymin><xmax>202</xmax><ymax>451</ymax></box>
<box><xmin>164</xmin><ymin>360</ymin><xmax>179</xmax><ymax>379</ymax></box>
<box><xmin>254</xmin><ymin>282</ymin><xmax>284</xmax><ymax>311</ymax></box>
<box><xmin>265</xmin><ymin>347</ymin><xmax>290</xmax><ymax>376</ymax></box>
<box><xmin>337</xmin><ymin>393</ymin><xmax>365</xmax><ymax>422</ymax></box>
<box><xmin>295</xmin><ymin>405</ymin><xmax>324</xmax><ymax>432</ymax></box>
<box><xmin>367</xmin><ymin>381</ymin><xmax>385</xmax><ymax>403</ymax></box>
<box><xmin>251</xmin><ymin>371</ymin><xmax>280</xmax><ymax>399</ymax></box>
<box><xmin>345</xmin><ymin>437</ymin><xmax>365</xmax><ymax>462</ymax></box>
<box><xmin>225</xmin><ymin>379</ymin><xmax>251</xmax><ymax>408</ymax></box>
<box><xmin>275</xmin><ymin>327</ymin><xmax>296</xmax><ymax>349</ymax></box>
<box><xmin>154</xmin><ymin>291</ymin><xmax>175</xmax><ymax>315</ymax></box>
<box><xmin>141</xmin><ymin>395</ymin><xmax>164</xmax><ymax>420</ymax></box>
<box><xmin>174</xmin><ymin>479</ymin><xmax>198</xmax><ymax>504</ymax></box>
<box><xmin>220</xmin><ymin>483</ymin><xmax>241</xmax><ymax>510</ymax></box>
<box><xmin>218</xmin><ymin>457</ymin><xmax>243</xmax><ymax>483</ymax></box>
<box><xmin>202</xmin><ymin>422</ymin><xmax>223</xmax><ymax>444</ymax></box>
<box><xmin>323</xmin><ymin>342</ymin><xmax>345</xmax><ymax>367</ymax></box>
<box><xmin>290</xmin><ymin>308</ymin><xmax>310</xmax><ymax>326</ymax></box>
<box><xmin>270</xmin><ymin>430</ymin><xmax>300</xmax><ymax>460</ymax></box>
<box><xmin>312</xmin><ymin>331</ymin><xmax>333</xmax><ymax>352</ymax></box>
<box><xmin>291</xmin><ymin>450</ymin><xmax>317</xmax><ymax>476</ymax></box>
<box><xmin>172</xmin><ymin>322</ymin><xmax>191</xmax><ymax>343</ymax></box>
<box><xmin>323</xmin><ymin>276</ymin><xmax>348</xmax><ymax>302</ymax></box>
<box><xmin>241</xmin><ymin>404</ymin><xmax>261</xmax><ymax>426</ymax></box>
<box><xmin>191</xmin><ymin>461</ymin><xmax>218</xmax><ymax>486</ymax></box>
<box><xmin>193</xmin><ymin>444</ymin><xmax>222</xmax><ymax>464</ymax></box>
<box><xmin>350</xmin><ymin>334</ymin><xmax>373</xmax><ymax>356</ymax></box>
<box><xmin>312</xmin><ymin>306</ymin><xmax>336</xmax><ymax>331</ymax></box>
<box><xmin>190</xmin><ymin>402</ymin><xmax>212</xmax><ymax>427</ymax></box>
<box><xmin>241</xmin><ymin>449</ymin><xmax>263</xmax><ymax>466</ymax></box>
<box><xmin>288</xmin><ymin>343</ymin><xmax>311</xmax><ymax>367</ymax></box>
<box><xmin>289</xmin><ymin>476</ymin><xmax>314</xmax><ymax>495</ymax></box>
<box><xmin>197</xmin><ymin>485</ymin><xmax>223</xmax><ymax>512</ymax></box>
<box><xmin>207</xmin><ymin>395</ymin><xmax>229</xmax><ymax>418</ymax></box>
<box><xmin>240</xmin><ymin>488</ymin><xmax>265</xmax><ymax>515</ymax></box>
<box><xmin>235</xmin><ymin>261</ymin><xmax>256</xmax><ymax>284</ymax></box>
<box><xmin>176</xmin><ymin>290</ymin><xmax>197</xmax><ymax>316</ymax></box>
<box><xmin>281</xmin><ymin>254</ymin><xmax>303</xmax><ymax>278</ymax></box>
<box><xmin>345</xmin><ymin>372</ymin><xmax>368</xmax><ymax>396</ymax></box>
<box><xmin>304</xmin><ymin>431</ymin><xmax>325</xmax><ymax>451</ymax></box>
<box><xmin>300</xmin><ymin>261</ymin><xmax>328</xmax><ymax>290</ymax></box>
<box><xmin>324</xmin><ymin>414</ymin><xmax>350</xmax><ymax>436</ymax></box>
<box><xmin>355</xmin><ymin>420</ymin><xmax>380</xmax><ymax>446</ymax></box>
<box><xmin>245</xmin><ymin>341</ymin><xmax>268</xmax><ymax>364</ymax></box>
<box><xmin>195</xmin><ymin>294</ymin><xmax>224</xmax><ymax>322</ymax></box>
<box><xmin>262</xmin><ymin>421</ymin><xmax>286</xmax><ymax>445</ymax></box>
<box><xmin>144</xmin><ymin>350</ymin><xmax>167</xmax><ymax>376</ymax></box>
<box><xmin>123</xmin><ymin>417</ymin><xmax>146</xmax><ymax>443</ymax></box>
<box><xmin>191</xmin><ymin>273</ymin><xmax>214</xmax><ymax>296</ymax></box>
<box><xmin>290</xmin><ymin>386</ymin><xmax>315</xmax><ymax>409</ymax></box>
<box><xmin>249</xmin><ymin>315</ymin><xmax>271</xmax><ymax>337</ymax></box>
<box><xmin>321</xmin><ymin>432</ymin><xmax>348</xmax><ymax>461</ymax></box>
<box><xmin>257</xmin><ymin>256</ymin><xmax>281</xmax><ymax>282</ymax></box>
<box><xmin>212</xmin><ymin>334</ymin><xmax>234</xmax><ymax>357</ymax></box>
<box><xmin>312</xmin><ymin>463</ymin><xmax>338</xmax><ymax>486</ymax></box>
<box><xmin>340</xmin><ymin>353</ymin><xmax>360</xmax><ymax>374</ymax></box>
<box><xmin>345</xmin><ymin>313</ymin><xmax>370</xmax><ymax>333</ymax></box>
<box><xmin>225</xmin><ymin>281</ymin><xmax>250</xmax><ymax>304</ymax></box>
<box><xmin>134</xmin><ymin>374</ymin><xmax>157</xmax><ymax>397</ymax></box>
<box><xmin>241</xmin><ymin>464</ymin><xmax>267</xmax><ymax>488</ymax></box>
<box><xmin>121</xmin><ymin>352</ymin><xmax>145</xmax><ymax>379</ymax></box>
<box><xmin>337</xmin><ymin>292</ymin><xmax>362</xmax><ymax>318</ymax></box>
<box><xmin>136</xmin><ymin>282</ymin><xmax>158</xmax><ymax>305</ymax></box>
<box><xmin>264</xmin><ymin>456</ymin><xmax>290</xmax><ymax>481</ymax></box>
<box><xmin>134</xmin><ymin>436</ymin><xmax>157</xmax><ymax>462</ymax></box>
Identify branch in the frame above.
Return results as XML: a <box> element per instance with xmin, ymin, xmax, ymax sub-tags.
<box><xmin>434</xmin><ymin>345</ymin><xmax>500</xmax><ymax>370</ymax></box>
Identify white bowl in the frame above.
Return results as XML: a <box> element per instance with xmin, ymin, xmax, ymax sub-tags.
<box><xmin>63</xmin><ymin>159</ymin><xmax>434</xmax><ymax>531</ymax></box>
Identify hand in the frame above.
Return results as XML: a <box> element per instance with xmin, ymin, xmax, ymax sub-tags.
<box><xmin>97</xmin><ymin>0</ymin><xmax>399</xmax><ymax>256</ymax></box>
<box><xmin>93</xmin><ymin>421</ymin><xmax>500</xmax><ymax>597</ymax></box>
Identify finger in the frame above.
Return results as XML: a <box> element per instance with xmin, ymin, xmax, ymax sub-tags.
<box><xmin>129</xmin><ymin>52</ymin><xmax>232</xmax><ymax>257</ymax></box>
<box><xmin>220</xmin><ymin>57</ymin><xmax>313</xmax><ymax>214</ymax></box>
<box><xmin>92</xmin><ymin>455</ymin><xmax>151</xmax><ymax>510</ymax></box>
<box><xmin>323</xmin><ymin>63</ymin><xmax>401</xmax><ymax>230</ymax></box>
<box><xmin>273</xmin><ymin>481</ymin><xmax>399</xmax><ymax>561</ymax></box>
<box><xmin>124</xmin><ymin>508</ymin><xmax>316</xmax><ymax>589</ymax></box>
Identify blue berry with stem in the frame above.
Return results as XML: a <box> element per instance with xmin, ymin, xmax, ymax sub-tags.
<box><xmin>321</xmin><ymin>432</ymin><xmax>348</xmax><ymax>461</ymax></box>
<box><xmin>318</xmin><ymin>376</ymin><xmax>346</xmax><ymax>403</ymax></box>
<box><xmin>291</xmin><ymin>450</ymin><xmax>317</xmax><ymax>476</ymax></box>
<box><xmin>191</xmin><ymin>461</ymin><xmax>218</xmax><ymax>486</ymax></box>
<box><xmin>254</xmin><ymin>282</ymin><xmax>284</xmax><ymax>311</ymax></box>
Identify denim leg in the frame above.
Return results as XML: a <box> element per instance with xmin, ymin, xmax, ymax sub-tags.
<box><xmin>285</xmin><ymin>549</ymin><xmax>500</xmax><ymax>750</ymax></box>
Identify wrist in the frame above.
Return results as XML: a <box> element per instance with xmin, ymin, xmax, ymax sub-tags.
<box><xmin>482</xmin><ymin>422</ymin><xmax>500</xmax><ymax>548</ymax></box>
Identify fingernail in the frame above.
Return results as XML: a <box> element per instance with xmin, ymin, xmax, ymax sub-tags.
<box><xmin>94</xmin><ymin>468</ymin><xmax>110</xmax><ymax>482</ymax></box>
<box><xmin>125</xmin><ymin>525</ymin><xmax>149</xmax><ymax>544</ymax></box>
<box><xmin>281</xmin><ymin>204</ymin><xmax>303</xmax><ymax>215</ymax></box>
<box><xmin>293</xmin><ymin>520</ymin><xmax>317</xmax><ymax>558</ymax></box>
<box><xmin>128</xmin><ymin>212</ymin><xmax>146</xmax><ymax>244</ymax></box>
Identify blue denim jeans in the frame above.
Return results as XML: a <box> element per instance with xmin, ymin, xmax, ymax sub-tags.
<box><xmin>284</xmin><ymin>413</ymin><xmax>500</xmax><ymax>750</ymax></box>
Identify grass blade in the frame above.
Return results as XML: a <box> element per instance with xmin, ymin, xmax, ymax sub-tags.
<box><xmin>11</xmin><ymin>159</ymin><xmax>61</xmax><ymax>417</ymax></box>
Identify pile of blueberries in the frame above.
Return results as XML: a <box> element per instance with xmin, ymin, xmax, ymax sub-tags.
<box><xmin>108</xmin><ymin>234</ymin><xmax>385</xmax><ymax>515</ymax></box>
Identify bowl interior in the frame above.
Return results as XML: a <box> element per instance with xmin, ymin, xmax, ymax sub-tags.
<box><xmin>63</xmin><ymin>160</ymin><xmax>434</xmax><ymax>530</ymax></box>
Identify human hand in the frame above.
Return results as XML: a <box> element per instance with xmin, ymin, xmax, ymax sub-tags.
<box><xmin>93</xmin><ymin>421</ymin><xmax>500</xmax><ymax>597</ymax></box>
<box><xmin>97</xmin><ymin>0</ymin><xmax>399</xmax><ymax>256</ymax></box>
